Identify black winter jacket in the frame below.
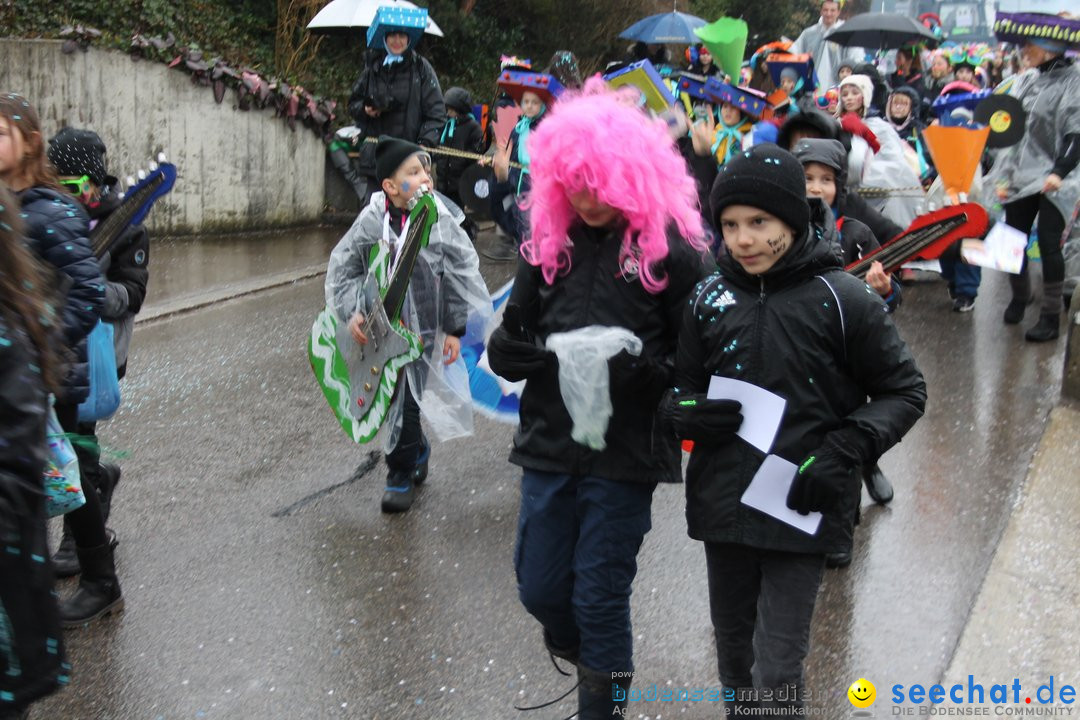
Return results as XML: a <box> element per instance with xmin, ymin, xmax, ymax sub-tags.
<box><xmin>676</xmin><ymin>204</ymin><xmax>926</xmax><ymax>554</ymax></box>
<box><xmin>348</xmin><ymin>50</ymin><xmax>447</xmax><ymax>172</ymax></box>
<box><xmin>841</xmin><ymin>190</ymin><xmax>905</xmax><ymax>247</ymax></box>
<box><xmin>90</xmin><ymin>186</ymin><xmax>150</xmax><ymax>377</ymax></box>
<box><xmin>434</xmin><ymin>113</ymin><xmax>483</xmax><ymax>200</ymax></box>
<box><xmin>837</xmin><ymin>215</ymin><xmax>902</xmax><ymax>312</ymax></box>
<box><xmin>0</xmin><ymin>316</ymin><xmax>68</xmax><ymax>709</ymax></box>
<box><xmin>497</xmin><ymin>224</ymin><xmax>711</xmax><ymax>483</ymax></box>
<box><xmin>18</xmin><ymin>187</ymin><xmax>103</xmax><ymax>405</ymax></box>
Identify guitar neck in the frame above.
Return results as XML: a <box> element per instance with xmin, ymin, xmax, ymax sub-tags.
<box><xmin>381</xmin><ymin>202</ymin><xmax>436</xmax><ymax>323</ymax></box>
<box><xmin>89</xmin><ymin>172</ymin><xmax>168</xmax><ymax>257</ymax></box>
<box><xmin>846</xmin><ymin>214</ymin><xmax>968</xmax><ymax>280</ymax></box>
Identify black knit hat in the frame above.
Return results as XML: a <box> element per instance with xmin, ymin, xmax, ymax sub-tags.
<box><xmin>375</xmin><ymin>135</ymin><xmax>425</xmax><ymax>183</ymax></box>
<box><xmin>48</xmin><ymin>127</ymin><xmax>108</xmax><ymax>186</ymax></box>
<box><xmin>710</xmin><ymin>144</ymin><xmax>810</xmax><ymax>234</ymax></box>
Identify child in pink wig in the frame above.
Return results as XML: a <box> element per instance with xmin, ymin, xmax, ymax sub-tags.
<box><xmin>487</xmin><ymin>77</ymin><xmax>711</xmax><ymax>718</ymax></box>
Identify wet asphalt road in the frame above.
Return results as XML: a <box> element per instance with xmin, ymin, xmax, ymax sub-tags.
<box><xmin>36</xmin><ymin>251</ymin><xmax>1067</xmax><ymax>719</ymax></box>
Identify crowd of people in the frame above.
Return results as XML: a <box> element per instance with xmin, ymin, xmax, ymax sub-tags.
<box><xmin>3</xmin><ymin>2</ymin><xmax>1078</xmax><ymax>719</ymax></box>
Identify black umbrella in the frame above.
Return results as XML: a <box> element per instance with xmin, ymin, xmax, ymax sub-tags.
<box><xmin>824</xmin><ymin>12</ymin><xmax>938</xmax><ymax>50</ymax></box>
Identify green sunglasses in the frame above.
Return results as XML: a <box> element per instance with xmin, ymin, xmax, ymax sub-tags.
<box><xmin>59</xmin><ymin>175</ymin><xmax>92</xmax><ymax>196</ymax></box>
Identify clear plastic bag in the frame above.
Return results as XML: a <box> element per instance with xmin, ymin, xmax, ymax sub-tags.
<box><xmin>77</xmin><ymin>319</ymin><xmax>121</xmax><ymax>423</ymax></box>
<box><xmin>44</xmin><ymin>403</ymin><xmax>85</xmax><ymax>517</ymax></box>
<box><xmin>546</xmin><ymin>326</ymin><xmax>643</xmax><ymax>451</ymax></box>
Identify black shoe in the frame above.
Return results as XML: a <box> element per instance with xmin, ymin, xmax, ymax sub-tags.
<box><xmin>947</xmin><ymin>283</ymin><xmax>957</xmax><ymax>300</ymax></box>
<box><xmin>480</xmin><ymin>238</ymin><xmax>519</xmax><ymax>261</ymax></box>
<box><xmin>578</xmin><ymin>665</ymin><xmax>628</xmax><ymax>720</ymax></box>
<box><xmin>97</xmin><ymin>462</ymin><xmax>121</xmax><ymax>523</ymax></box>
<box><xmin>1003</xmin><ymin>297</ymin><xmax>1029</xmax><ymax>324</ymax></box>
<box><xmin>1024</xmin><ymin>313</ymin><xmax>1060</xmax><ymax>342</ymax></box>
<box><xmin>952</xmin><ymin>296</ymin><xmax>975</xmax><ymax>313</ymax></box>
<box><xmin>380</xmin><ymin>470</ymin><xmax>416</xmax><ymax>513</ymax></box>
<box><xmin>863</xmin><ymin>464</ymin><xmax>894</xmax><ymax>504</ymax></box>
<box><xmin>411</xmin><ymin>439</ymin><xmax>430</xmax><ymax>486</ymax></box>
<box><xmin>826</xmin><ymin>551</ymin><xmax>852</xmax><ymax>569</ymax></box>
<box><xmin>52</xmin><ymin>526</ymin><xmax>118</xmax><ymax>578</ymax></box>
<box><xmin>543</xmin><ymin>628</ymin><xmax>579</xmax><ymax>673</ymax></box>
<box><xmin>60</xmin><ymin>544</ymin><xmax>123</xmax><ymax>627</ymax></box>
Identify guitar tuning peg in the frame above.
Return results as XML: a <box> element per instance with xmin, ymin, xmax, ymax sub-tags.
<box><xmin>148</xmin><ymin>161</ymin><xmax>159</xmax><ymax>172</ymax></box>
<box><xmin>157</xmin><ymin>152</ymin><xmax>167</xmax><ymax>164</ymax></box>
<box><xmin>137</xmin><ymin>169</ymin><xmax>147</xmax><ymax>181</ymax></box>
<box><xmin>126</xmin><ymin>176</ymin><xmax>137</xmax><ymax>188</ymax></box>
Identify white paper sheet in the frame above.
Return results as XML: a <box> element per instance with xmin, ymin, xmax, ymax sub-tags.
<box><xmin>740</xmin><ymin>454</ymin><xmax>823</xmax><ymax>535</ymax></box>
<box><xmin>707</xmin><ymin>376</ymin><xmax>787</xmax><ymax>454</ymax></box>
<box><xmin>960</xmin><ymin>222</ymin><xmax>1027</xmax><ymax>274</ymax></box>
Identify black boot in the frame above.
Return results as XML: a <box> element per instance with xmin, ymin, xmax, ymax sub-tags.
<box><xmin>380</xmin><ymin>468</ymin><xmax>416</xmax><ymax>513</ymax></box>
<box><xmin>862</xmin><ymin>463</ymin><xmax>893</xmax><ymax>504</ymax></box>
<box><xmin>60</xmin><ymin>544</ymin><xmax>123</xmax><ymax>627</ymax></box>
<box><xmin>329</xmin><ymin>147</ymin><xmax>369</xmax><ymax>202</ymax></box>
<box><xmin>1003</xmin><ymin>298</ymin><xmax>1028</xmax><ymax>324</ymax></box>
<box><xmin>825</xmin><ymin>551</ymin><xmax>852</xmax><ymax>569</ymax></box>
<box><xmin>543</xmin><ymin>628</ymin><xmax>579</xmax><ymax>673</ymax></box>
<box><xmin>51</xmin><ymin>522</ymin><xmax>118</xmax><ymax>578</ymax></box>
<box><xmin>1025</xmin><ymin>313</ymin><xmax>1060</xmax><ymax>342</ymax></box>
<box><xmin>577</xmin><ymin>665</ymin><xmax>628</xmax><ymax>720</ymax></box>
<box><xmin>97</xmin><ymin>462</ymin><xmax>121</xmax><ymax>523</ymax></box>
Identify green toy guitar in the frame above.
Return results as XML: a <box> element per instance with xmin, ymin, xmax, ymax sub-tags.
<box><xmin>309</xmin><ymin>190</ymin><xmax>439</xmax><ymax>444</ymax></box>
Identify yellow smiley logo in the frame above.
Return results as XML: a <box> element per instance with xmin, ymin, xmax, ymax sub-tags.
<box><xmin>848</xmin><ymin>678</ymin><xmax>876</xmax><ymax>708</ymax></box>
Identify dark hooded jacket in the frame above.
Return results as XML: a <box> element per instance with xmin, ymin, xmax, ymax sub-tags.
<box><xmin>434</xmin><ymin>87</ymin><xmax>483</xmax><ymax>200</ymax></box>
<box><xmin>0</xmin><ymin>315</ymin><xmax>68</xmax><ymax>711</ymax></box>
<box><xmin>17</xmin><ymin>187</ymin><xmax>103</xmax><ymax>405</ymax></box>
<box><xmin>793</xmin><ymin>139</ymin><xmax>903</xmax><ymax>311</ymax></box>
<box><xmin>675</xmin><ymin>199</ymin><xmax>926</xmax><ymax>553</ymax></box>
<box><xmin>88</xmin><ymin>182</ymin><xmax>150</xmax><ymax>378</ymax></box>
<box><xmin>777</xmin><ymin>109</ymin><xmax>842</xmax><ymax>152</ymax></box>
<box><xmin>348</xmin><ymin>48</ymin><xmax>447</xmax><ymax>173</ymax></box>
<box><xmin>493</xmin><ymin>225</ymin><xmax>712</xmax><ymax>483</ymax></box>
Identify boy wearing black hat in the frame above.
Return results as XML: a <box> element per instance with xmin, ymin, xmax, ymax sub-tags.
<box><xmin>434</xmin><ymin>87</ymin><xmax>483</xmax><ymax>239</ymax></box>
<box><xmin>47</xmin><ymin>127</ymin><xmax>150</xmax><ymax>590</ymax></box>
<box><xmin>663</xmin><ymin>145</ymin><xmax>926</xmax><ymax>713</ymax></box>
<box><xmin>324</xmin><ymin>136</ymin><xmax>488</xmax><ymax>513</ymax></box>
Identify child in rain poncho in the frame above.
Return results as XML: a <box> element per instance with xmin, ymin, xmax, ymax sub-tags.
<box><xmin>323</xmin><ymin>137</ymin><xmax>490</xmax><ymax>513</ymax></box>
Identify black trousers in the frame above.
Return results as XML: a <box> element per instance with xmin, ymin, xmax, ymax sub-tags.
<box><xmin>53</xmin><ymin>403</ymin><xmax>107</xmax><ymax>548</ymax></box>
<box><xmin>384</xmin><ymin>379</ymin><xmax>425</xmax><ymax>473</ymax></box>
<box><xmin>1005</xmin><ymin>193</ymin><xmax>1066</xmax><ymax>286</ymax></box>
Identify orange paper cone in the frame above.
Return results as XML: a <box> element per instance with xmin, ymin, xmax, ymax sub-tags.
<box><xmin>922</xmin><ymin>125</ymin><xmax>990</xmax><ymax>200</ymax></box>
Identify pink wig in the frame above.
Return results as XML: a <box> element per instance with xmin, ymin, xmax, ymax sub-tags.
<box><xmin>521</xmin><ymin>77</ymin><xmax>706</xmax><ymax>294</ymax></box>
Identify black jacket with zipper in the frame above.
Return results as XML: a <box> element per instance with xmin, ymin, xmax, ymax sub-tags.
<box><xmin>675</xmin><ymin>201</ymin><xmax>926</xmax><ymax>553</ymax></box>
<box><xmin>497</xmin><ymin>223</ymin><xmax>711</xmax><ymax>483</ymax></box>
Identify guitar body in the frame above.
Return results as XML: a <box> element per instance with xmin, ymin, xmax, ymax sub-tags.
<box><xmin>309</xmin><ymin>192</ymin><xmax>438</xmax><ymax>444</ymax></box>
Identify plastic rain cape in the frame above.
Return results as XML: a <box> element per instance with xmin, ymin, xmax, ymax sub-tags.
<box><xmin>317</xmin><ymin>191</ymin><xmax>492</xmax><ymax>449</ymax></box>
<box><xmin>848</xmin><ymin>117</ymin><xmax>926</xmax><ymax>228</ymax></box>
<box><xmin>984</xmin><ymin>63</ymin><xmax>1080</xmax><ymax>223</ymax></box>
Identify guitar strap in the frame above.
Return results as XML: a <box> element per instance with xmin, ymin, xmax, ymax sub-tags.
<box><xmin>382</xmin><ymin>209</ymin><xmax>413</xmax><ymax>279</ymax></box>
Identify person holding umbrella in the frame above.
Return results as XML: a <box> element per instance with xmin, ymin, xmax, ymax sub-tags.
<box><xmin>333</xmin><ymin>5</ymin><xmax>446</xmax><ymax>204</ymax></box>
<box><xmin>985</xmin><ymin>12</ymin><xmax>1080</xmax><ymax>342</ymax></box>
<box><xmin>789</xmin><ymin>0</ymin><xmax>863</xmax><ymax>88</ymax></box>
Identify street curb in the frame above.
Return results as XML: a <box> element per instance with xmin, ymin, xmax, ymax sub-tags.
<box><xmin>941</xmin><ymin>402</ymin><xmax>1080</xmax><ymax>683</ymax></box>
<box><xmin>136</xmin><ymin>265</ymin><xmax>326</xmax><ymax>324</ymax></box>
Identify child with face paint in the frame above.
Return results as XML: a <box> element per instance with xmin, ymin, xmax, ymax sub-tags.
<box><xmin>324</xmin><ymin>136</ymin><xmax>488</xmax><ymax>513</ymax></box>
<box><xmin>668</xmin><ymin>144</ymin><xmax>925</xmax><ymax>713</ymax></box>
<box><xmin>486</xmin><ymin>78</ymin><xmax>711</xmax><ymax>719</ymax></box>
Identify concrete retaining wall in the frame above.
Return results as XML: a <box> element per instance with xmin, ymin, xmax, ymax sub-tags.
<box><xmin>0</xmin><ymin>39</ymin><xmax>327</xmax><ymax>234</ymax></box>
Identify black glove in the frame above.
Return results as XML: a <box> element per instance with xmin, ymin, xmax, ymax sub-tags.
<box><xmin>657</xmin><ymin>389</ymin><xmax>742</xmax><ymax>445</ymax></box>
<box><xmin>786</xmin><ymin>438</ymin><xmax>859</xmax><ymax>515</ymax></box>
<box><xmin>487</xmin><ymin>304</ymin><xmax>554</xmax><ymax>382</ymax></box>
<box><xmin>608</xmin><ymin>349</ymin><xmax>671</xmax><ymax>399</ymax></box>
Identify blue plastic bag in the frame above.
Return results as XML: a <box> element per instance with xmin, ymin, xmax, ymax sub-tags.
<box><xmin>77</xmin><ymin>319</ymin><xmax>121</xmax><ymax>423</ymax></box>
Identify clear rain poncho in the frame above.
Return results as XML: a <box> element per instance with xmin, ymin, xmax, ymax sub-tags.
<box><xmin>983</xmin><ymin>63</ymin><xmax>1080</xmax><ymax>223</ymax></box>
<box><xmin>848</xmin><ymin>117</ymin><xmax>926</xmax><ymax>228</ymax></box>
<box><xmin>324</xmin><ymin>191</ymin><xmax>492</xmax><ymax>450</ymax></box>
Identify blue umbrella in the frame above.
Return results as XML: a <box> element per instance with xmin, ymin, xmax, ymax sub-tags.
<box><xmin>619</xmin><ymin>11</ymin><xmax>706</xmax><ymax>44</ymax></box>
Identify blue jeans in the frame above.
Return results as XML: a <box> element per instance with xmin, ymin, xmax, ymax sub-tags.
<box><xmin>939</xmin><ymin>256</ymin><xmax>981</xmax><ymax>299</ymax></box>
<box><xmin>515</xmin><ymin>470</ymin><xmax>656</xmax><ymax>672</ymax></box>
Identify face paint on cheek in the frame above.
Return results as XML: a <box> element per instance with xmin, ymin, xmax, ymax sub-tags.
<box><xmin>401</xmin><ymin>181</ymin><xmax>411</xmax><ymax>194</ymax></box>
<box><xmin>767</xmin><ymin>234</ymin><xmax>790</xmax><ymax>256</ymax></box>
